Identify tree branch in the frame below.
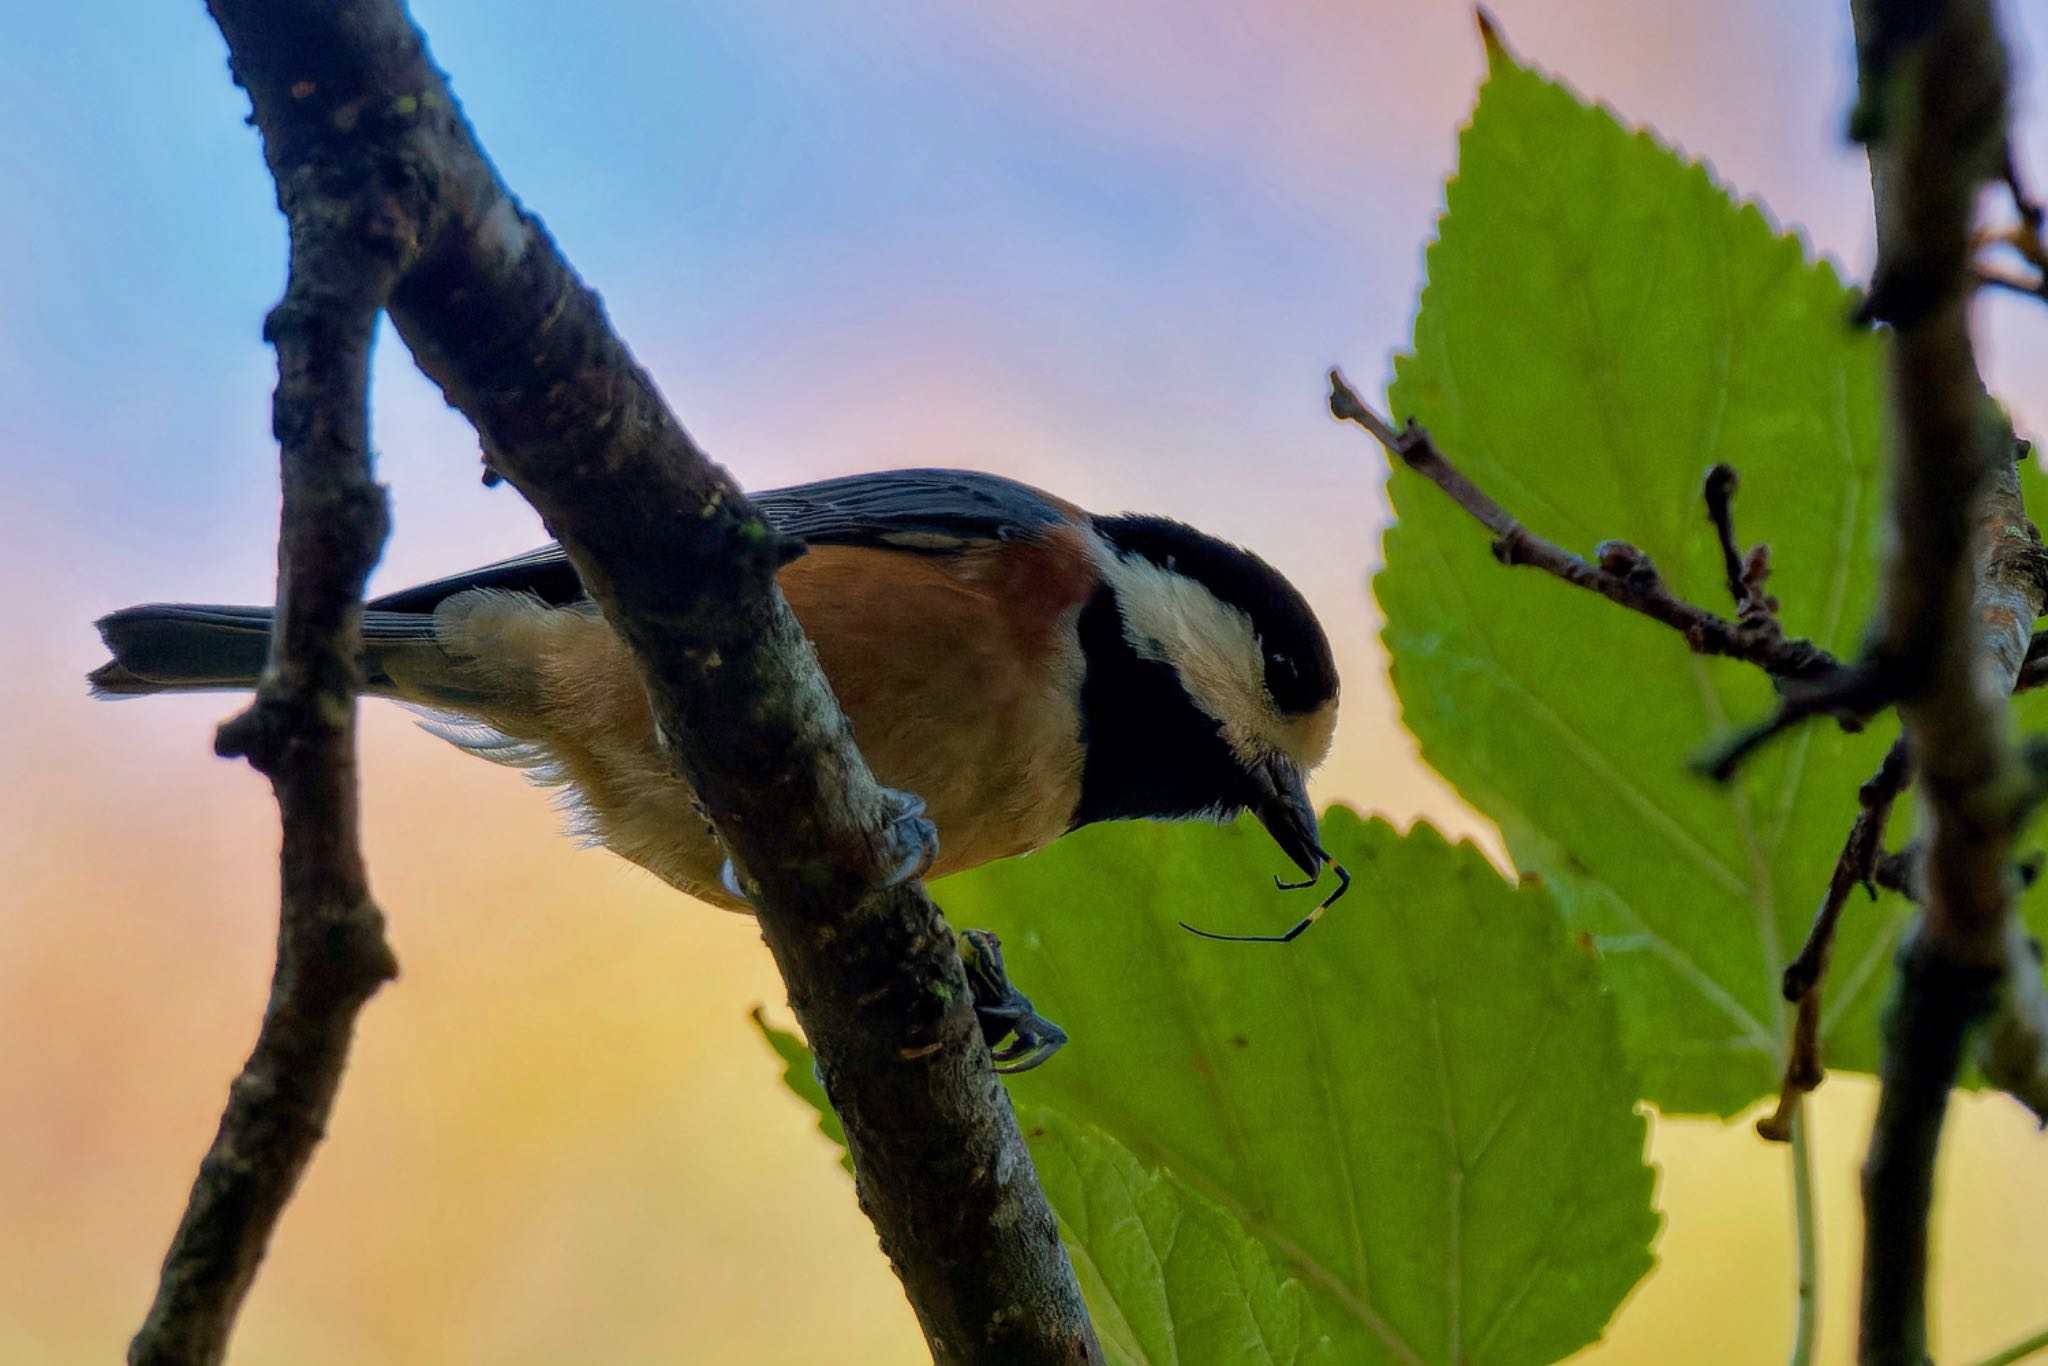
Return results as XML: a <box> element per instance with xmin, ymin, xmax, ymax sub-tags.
<box><xmin>127</xmin><ymin>130</ymin><xmax>414</xmax><ymax>1365</ymax></box>
<box><xmin>166</xmin><ymin>3</ymin><xmax>1099</xmax><ymax>1361</ymax></box>
<box><xmin>1969</xmin><ymin>1320</ymin><xmax>2048</xmax><ymax>1366</ymax></box>
<box><xmin>1328</xmin><ymin>369</ymin><xmax>1853</xmax><ymax>692</ymax></box>
<box><xmin>1759</xmin><ymin>738</ymin><xmax>1913</xmax><ymax>1145</ymax></box>
<box><xmin>1849</xmin><ymin>0</ymin><xmax>2048</xmax><ymax>1360</ymax></box>
<box><xmin>1968</xmin><ymin>143</ymin><xmax>2048</xmax><ymax>301</ymax></box>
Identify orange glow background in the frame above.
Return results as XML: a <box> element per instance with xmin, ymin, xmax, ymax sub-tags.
<box><xmin>5</xmin><ymin>1</ymin><xmax>2048</xmax><ymax>1361</ymax></box>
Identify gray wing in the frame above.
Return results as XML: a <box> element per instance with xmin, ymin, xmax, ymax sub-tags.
<box><xmin>366</xmin><ymin>468</ymin><xmax>1076</xmax><ymax>613</ymax></box>
<box><xmin>751</xmin><ymin>468</ymin><xmax>1073</xmax><ymax>547</ymax></box>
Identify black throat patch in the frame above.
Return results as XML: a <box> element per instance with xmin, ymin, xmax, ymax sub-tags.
<box><xmin>1070</xmin><ymin>584</ymin><xmax>1248</xmax><ymax>829</ymax></box>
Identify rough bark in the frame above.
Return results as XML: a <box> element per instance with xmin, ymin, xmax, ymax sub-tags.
<box><xmin>1849</xmin><ymin>1</ymin><xmax>2048</xmax><ymax>1361</ymax></box>
<box><xmin>140</xmin><ymin>3</ymin><xmax>1100</xmax><ymax>1361</ymax></box>
<box><xmin>128</xmin><ymin>139</ymin><xmax>414</xmax><ymax>1366</ymax></box>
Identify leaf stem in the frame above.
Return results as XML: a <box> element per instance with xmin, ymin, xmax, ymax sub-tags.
<box><xmin>1789</xmin><ymin>1106</ymin><xmax>1821</xmax><ymax>1366</ymax></box>
<box><xmin>1968</xmin><ymin>1323</ymin><xmax>2048</xmax><ymax>1366</ymax></box>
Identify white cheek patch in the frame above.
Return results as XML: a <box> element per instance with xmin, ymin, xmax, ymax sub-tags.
<box><xmin>1094</xmin><ymin>542</ymin><xmax>1280</xmax><ymax>765</ymax></box>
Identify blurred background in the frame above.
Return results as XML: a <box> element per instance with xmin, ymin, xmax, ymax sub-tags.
<box><xmin>4</xmin><ymin>1</ymin><xmax>2048</xmax><ymax>1361</ymax></box>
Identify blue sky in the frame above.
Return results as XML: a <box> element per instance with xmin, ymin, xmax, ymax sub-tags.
<box><xmin>8</xmin><ymin>3</ymin><xmax>2048</xmax><ymax>1359</ymax></box>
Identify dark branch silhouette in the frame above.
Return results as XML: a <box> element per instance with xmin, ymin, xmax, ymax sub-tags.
<box><xmin>1850</xmin><ymin>1</ymin><xmax>2048</xmax><ymax>1360</ymax></box>
<box><xmin>1328</xmin><ymin>369</ymin><xmax>1850</xmax><ymax>694</ymax></box>
<box><xmin>136</xmin><ymin>3</ymin><xmax>1100</xmax><ymax>1361</ymax></box>
<box><xmin>127</xmin><ymin>143</ymin><xmax>414</xmax><ymax>1366</ymax></box>
<box><xmin>1758</xmin><ymin>738</ymin><xmax>1912</xmax><ymax>1145</ymax></box>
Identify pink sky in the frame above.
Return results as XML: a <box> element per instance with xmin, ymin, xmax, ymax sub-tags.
<box><xmin>4</xmin><ymin>1</ymin><xmax>2048</xmax><ymax>1360</ymax></box>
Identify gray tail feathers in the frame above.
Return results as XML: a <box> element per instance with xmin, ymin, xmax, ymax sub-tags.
<box><xmin>89</xmin><ymin>604</ymin><xmax>437</xmax><ymax>698</ymax></box>
<box><xmin>90</xmin><ymin>605</ymin><xmax>276</xmax><ymax>696</ymax></box>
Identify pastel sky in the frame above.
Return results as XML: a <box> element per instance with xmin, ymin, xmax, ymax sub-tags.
<box><xmin>5</xmin><ymin>1</ymin><xmax>2048</xmax><ymax>1362</ymax></box>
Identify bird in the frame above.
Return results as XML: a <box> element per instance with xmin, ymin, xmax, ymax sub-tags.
<box><xmin>90</xmin><ymin>469</ymin><xmax>1343</xmax><ymax>1061</ymax></box>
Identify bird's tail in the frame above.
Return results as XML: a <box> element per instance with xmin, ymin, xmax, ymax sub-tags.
<box><xmin>88</xmin><ymin>604</ymin><xmax>437</xmax><ymax>699</ymax></box>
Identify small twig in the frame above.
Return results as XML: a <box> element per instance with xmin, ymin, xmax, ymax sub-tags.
<box><xmin>1968</xmin><ymin>1318</ymin><xmax>2048</xmax><ymax>1366</ymax></box>
<box><xmin>1329</xmin><ymin>368</ymin><xmax>1885</xmax><ymax>781</ymax></box>
<box><xmin>1992</xmin><ymin>141</ymin><xmax>2048</xmax><ymax>275</ymax></box>
<box><xmin>1788</xmin><ymin>736</ymin><xmax>1913</xmax><ymax>999</ymax></box>
<box><xmin>1968</xmin><ymin>148</ymin><xmax>2048</xmax><ymax>301</ymax></box>
<box><xmin>1695</xmin><ymin>456</ymin><xmax>1899</xmax><ymax>785</ymax></box>
<box><xmin>1329</xmin><ymin>369</ymin><xmax>1849</xmax><ymax>687</ymax></box>
<box><xmin>1705</xmin><ymin>463</ymin><xmax>1754</xmax><ymax>610</ymax></box>
<box><xmin>1878</xmin><ymin>845</ymin><xmax>2043</xmax><ymax>902</ymax></box>
<box><xmin>1704</xmin><ymin>446</ymin><xmax>2040</xmax><ymax>784</ymax></box>
<box><xmin>128</xmin><ymin>166</ymin><xmax>414</xmax><ymax>1363</ymax></box>
<box><xmin>1873</xmin><ymin>847</ymin><xmax>1915</xmax><ymax>896</ymax></box>
<box><xmin>1975</xmin><ymin>263</ymin><xmax>2048</xmax><ymax>301</ymax></box>
<box><xmin>1695</xmin><ymin>667</ymin><xmax>1893</xmax><ymax>784</ymax></box>
<box><xmin>1703</xmin><ymin>462</ymin><xmax>1779</xmax><ymax>625</ymax></box>
<box><xmin>2003</xmin><ymin>142</ymin><xmax>2047</xmax><ymax>241</ymax></box>
<box><xmin>1759</xmin><ymin>990</ymin><xmax>1829</xmax><ymax>1146</ymax></box>
<box><xmin>1759</xmin><ymin>737</ymin><xmax>1912</xmax><ymax>1144</ymax></box>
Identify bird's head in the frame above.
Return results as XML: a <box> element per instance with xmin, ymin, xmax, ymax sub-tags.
<box><xmin>1086</xmin><ymin>515</ymin><xmax>1339</xmax><ymax>885</ymax></box>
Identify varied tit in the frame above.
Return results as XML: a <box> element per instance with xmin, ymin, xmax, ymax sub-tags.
<box><xmin>91</xmin><ymin>469</ymin><xmax>1344</xmax><ymax>1047</ymax></box>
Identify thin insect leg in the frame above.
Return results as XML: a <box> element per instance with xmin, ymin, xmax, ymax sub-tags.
<box><xmin>1181</xmin><ymin>860</ymin><xmax>1353</xmax><ymax>944</ymax></box>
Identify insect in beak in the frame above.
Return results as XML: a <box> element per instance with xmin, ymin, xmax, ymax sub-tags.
<box><xmin>1180</xmin><ymin>752</ymin><xmax>1353</xmax><ymax>944</ymax></box>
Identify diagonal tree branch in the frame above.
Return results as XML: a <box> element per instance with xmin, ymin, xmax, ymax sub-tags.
<box><xmin>148</xmin><ymin>3</ymin><xmax>1100</xmax><ymax>1362</ymax></box>
<box><xmin>127</xmin><ymin>139</ymin><xmax>415</xmax><ymax>1365</ymax></box>
<box><xmin>1849</xmin><ymin>0</ymin><xmax>2048</xmax><ymax>1361</ymax></box>
<box><xmin>1328</xmin><ymin>368</ymin><xmax>1851</xmax><ymax>690</ymax></box>
<box><xmin>1332</xmin><ymin>364</ymin><xmax>1897</xmax><ymax>782</ymax></box>
<box><xmin>1759</xmin><ymin>737</ymin><xmax>1913</xmax><ymax>1144</ymax></box>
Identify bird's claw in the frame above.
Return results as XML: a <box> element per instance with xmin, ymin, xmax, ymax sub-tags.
<box><xmin>978</xmin><ymin>1011</ymin><xmax>1064</xmax><ymax>1073</ymax></box>
<box><xmin>724</xmin><ymin>788</ymin><xmax>935</xmax><ymax>902</ymax></box>
<box><xmin>878</xmin><ymin>788</ymin><xmax>939</xmax><ymax>888</ymax></box>
<box><xmin>958</xmin><ymin>927</ymin><xmax>1068</xmax><ymax>1074</ymax></box>
<box><xmin>719</xmin><ymin>856</ymin><xmax>755</xmax><ymax>906</ymax></box>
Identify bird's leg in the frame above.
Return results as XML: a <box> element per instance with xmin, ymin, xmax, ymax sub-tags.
<box><xmin>957</xmin><ymin>928</ymin><xmax>1068</xmax><ymax>1073</ymax></box>
<box><xmin>882</xmin><ymin>792</ymin><xmax>1070</xmax><ymax>1068</ymax></box>
<box><xmin>727</xmin><ymin>799</ymin><xmax>1061</xmax><ymax>1069</ymax></box>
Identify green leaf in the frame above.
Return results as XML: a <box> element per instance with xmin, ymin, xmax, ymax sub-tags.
<box><xmin>749</xmin><ymin>1007</ymin><xmax>851</xmax><ymax>1171</ymax></box>
<box><xmin>1377</xmin><ymin>41</ymin><xmax>1905</xmax><ymax>1115</ymax></box>
<box><xmin>937</xmin><ymin>812</ymin><xmax>1658</xmax><ymax>1365</ymax></box>
<box><xmin>759</xmin><ymin>817</ymin><xmax>1651</xmax><ymax>1361</ymax></box>
<box><xmin>1025</xmin><ymin>1108</ymin><xmax>1331</xmax><ymax>1366</ymax></box>
<box><xmin>753</xmin><ymin>1036</ymin><xmax>1327</xmax><ymax>1364</ymax></box>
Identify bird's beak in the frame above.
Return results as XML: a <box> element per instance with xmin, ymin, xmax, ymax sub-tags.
<box><xmin>1249</xmin><ymin>751</ymin><xmax>1323</xmax><ymax>880</ymax></box>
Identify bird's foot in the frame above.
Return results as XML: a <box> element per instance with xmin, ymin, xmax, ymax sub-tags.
<box><xmin>958</xmin><ymin>928</ymin><xmax>1067</xmax><ymax>1074</ymax></box>
<box><xmin>719</xmin><ymin>856</ymin><xmax>755</xmax><ymax>906</ymax></box>
<box><xmin>876</xmin><ymin>787</ymin><xmax>939</xmax><ymax>888</ymax></box>
<box><xmin>716</xmin><ymin>786</ymin><xmax>934</xmax><ymax>905</ymax></box>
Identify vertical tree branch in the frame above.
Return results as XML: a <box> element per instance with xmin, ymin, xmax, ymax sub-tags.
<box><xmin>171</xmin><ymin>3</ymin><xmax>1099</xmax><ymax>1361</ymax></box>
<box><xmin>127</xmin><ymin>150</ymin><xmax>417</xmax><ymax>1364</ymax></box>
<box><xmin>1849</xmin><ymin>1</ymin><xmax>2048</xmax><ymax>1361</ymax></box>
